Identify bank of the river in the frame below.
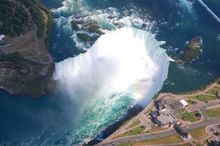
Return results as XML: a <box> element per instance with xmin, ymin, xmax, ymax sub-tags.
<box><xmin>97</xmin><ymin>77</ymin><xmax>220</xmax><ymax>146</ymax></box>
<box><xmin>0</xmin><ymin>0</ymin><xmax>54</xmax><ymax>96</ymax></box>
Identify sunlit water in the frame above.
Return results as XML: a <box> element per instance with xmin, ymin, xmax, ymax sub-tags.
<box><xmin>0</xmin><ymin>0</ymin><xmax>219</xmax><ymax>145</ymax></box>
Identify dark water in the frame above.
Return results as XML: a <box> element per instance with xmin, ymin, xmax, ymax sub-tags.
<box><xmin>0</xmin><ymin>0</ymin><xmax>219</xmax><ymax>145</ymax></box>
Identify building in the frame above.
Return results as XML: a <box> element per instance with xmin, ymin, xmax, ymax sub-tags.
<box><xmin>150</xmin><ymin>110</ymin><xmax>159</xmax><ymax>118</ymax></box>
<box><xmin>174</xmin><ymin>124</ymin><xmax>190</xmax><ymax>140</ymax></box>
<box><xmin>155</xmin><ymin>114</ymin><xmax>175</xmax><ymax>128</ymax></box>
<box><xmin>180</xmin><ymin>99</ymin><xmax>188</xmax><ymax>107</ymax></box>
<box><xmin>207</xmin><ymin>140</ymin><xmax>220</xmax><ymax>146</ymax></box>
<box><xmin>155</xmin><ymin>108</ymin><xmax>177</xmax><ymax>128</ymax></box>
<box><xmin>154</xmin><ymin>99</ymin><xmax>165</xmax><ymax>110</ymax></box>
<box><xmin>169</xmin><ymin>100</ymin><xmax>184</xmax><ymax>110</ymax></box>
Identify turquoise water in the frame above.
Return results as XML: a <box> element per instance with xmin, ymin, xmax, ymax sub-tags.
<box><xmin>0</xmin><ymin>0</ymin><xmax>219</xmax><ymax>145</ymax></box>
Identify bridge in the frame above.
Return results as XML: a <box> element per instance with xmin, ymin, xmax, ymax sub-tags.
<box><xmin>196</xmin><ymin>0</ymin><xmax>220</xmax><ymax>23</ymax></box>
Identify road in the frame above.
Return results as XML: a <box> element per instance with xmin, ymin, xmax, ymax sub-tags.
<box><xmin>97</xmin><ymin>118</ymin><xmax>220</xmax><ymax>146</ymax></box>
<box><xmin>197</xmin><ymin>0</ymin><xmax>220</xmax><ymax>23</ymax></box>
<box><xmin>97</xmin><ymin>83</ymin><xmax>220</xmax><ymax>146</ymax></box>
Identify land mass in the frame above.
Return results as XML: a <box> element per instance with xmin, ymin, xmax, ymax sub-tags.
<box><xmin>98</xmin><ymin>78</ymin><xmax>220</xmax><ymax>146</ymax></box>
<box><xmin>0</xmin><ymin>0</ymin><xmax>54</xmax><ymax>96</ymax></box>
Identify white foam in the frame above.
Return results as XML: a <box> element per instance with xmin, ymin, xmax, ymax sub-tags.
<box><xmin>52</xmin><ymin>0</ymin><xmax>153</xmax><ymax>50</ymax></box>
<box><xmin>0</xmin><ymin>34</ymin><xmax>5</xmax><ymax>41</ymax></box>
<box><xmin>53</xmin><ymin>27</ymin><xmax>170</xmax><ymax>105</ymax></box>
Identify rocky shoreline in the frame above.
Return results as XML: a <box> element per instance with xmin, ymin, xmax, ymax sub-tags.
<box><xmin>0</xmin><ymin>0</ymin><xmax>54</xmax><ymax>97</ymax></box>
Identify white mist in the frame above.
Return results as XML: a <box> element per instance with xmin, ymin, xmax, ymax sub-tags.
<box><xmin>53</xmin><ymin>27</ymin><xmax>170</xmax><ymax>106</ymax></box>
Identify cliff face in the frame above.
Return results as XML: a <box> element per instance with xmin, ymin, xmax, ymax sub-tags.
<box><xmin>0</xmin><ymin>0</ymin><xmax>54</xmax><ymax>96</ymax></box>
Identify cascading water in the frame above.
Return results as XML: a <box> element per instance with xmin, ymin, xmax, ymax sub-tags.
<box><xmin>53</xmin><ymin>27</ymin><xmax>170</xmax><ymax>143</ymax></box>
<box><xmin>0</xmin><ymin>0</ymin><xmax>219</xmax><ymax>145</ymax></box>
<box><xmin>51</xmin><ymin>0</ymin><xmax>153</xmax><ymax>52</ymax></box>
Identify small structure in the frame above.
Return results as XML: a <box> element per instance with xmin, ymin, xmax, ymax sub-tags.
<box><xmin>174</xmin><ymin>124</ymin><xmax>190</xmax><ymax>140</ymax></box>
<box><xmin>154</xmin><ymin>99</ymin><xmax>164</xmax><ymax>110</ymax></box>
<box><xmin>169</xmin><ymin>100</ymin><xmax>184</xmax><ymax>110</ymax></box>
<box><xmin>207</xmin><ymin>140</ymin><xmax>220</xmax><ymax>146</ymax></box>
<box><xmin>154</xmin><ymin>108</ymin><xmax>177</xmax><ymax>128</ymax></box>
<box><xmin>180</xmin><ymin>99</ymin><xmax>188</xmax><ymax>107</ymax></box>
<box><xmin>150</xmin><ymin>110</ymin><xmax>159</xmax><ymax>118</ymax></box>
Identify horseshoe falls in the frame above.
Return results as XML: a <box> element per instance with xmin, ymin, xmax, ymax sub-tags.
<box><xmin>1</xmin><ymin>0</ymin><xmax>220</xmax><ymax>145</ymax></box>
<box><xmin>53</xmin><ymin>27</ymin><xmax>170</xmax><ymax>143</ymax></box>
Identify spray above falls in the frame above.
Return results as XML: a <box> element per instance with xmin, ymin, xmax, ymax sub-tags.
<box><xmin>53</xmin><ymin>27</ymin><xmax>171</xmax><ymax>143</ymax></box>
<box><xmin>54</xmin><ymin>27</ymin><xmax>170</xmax><ymax>105</ymax></box>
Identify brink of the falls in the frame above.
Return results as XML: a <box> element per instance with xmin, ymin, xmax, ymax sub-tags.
<box><xmin>53</xmin><ymin>27</ymin><xmax>171</xmax><ymax>143</ymax></box>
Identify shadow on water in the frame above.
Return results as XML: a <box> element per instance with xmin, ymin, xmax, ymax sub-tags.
<box><xmin>0</xmin><ymin>90</ymin><xmax>79</xmax><ymax>144</ymax></box>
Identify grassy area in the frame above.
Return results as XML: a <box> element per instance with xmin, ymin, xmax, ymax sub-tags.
<box><xmin>118</xmin><ymin>126</ymin><xmax>145</xmax><ymax>137</ymax></box>
<box><xmin>127</xmin><ymin>119</ymin><xmax>141</xmax><ymax>129</ymax></box>
<box><xmin>180</xmin><ymin>110</ymin><xmax>201</xmax><ymax>123</ymax></box>
<box><xmin>187</xmin><ymin>99</ymin><xmax>197</xmax><ymax>105</ymax></box>
<box><xmin>192</xmin><ymin>95</ymin><xmax>216</xmax><ymax>103</ymax></box>
<box><xmin>206</xmin><ymin>86</ymin><xmax>220</xmax><ymax>95</ymax></box>
<box><xmin>205</xmin><ymin>107</ymin><xmax>220</xmax><ymax>118</ymax></box>
<box><xmin>147</xmin><ymin>126</ymin><xmax>167</xmax><ymax>133</ymax></box>
<box><xmin>132</xmin><ymin>135</ymin><xmax>183</xmax><ymax>146</ymax></box>
<box><xmin>189</xmin><ymin>127</ymin><xmax>209</xmax><ymax>141</ymax></box>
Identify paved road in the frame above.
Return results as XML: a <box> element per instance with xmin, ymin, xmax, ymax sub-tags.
<box><xmin>97</xmin><ymin>83</ymin><xmax>220</xmax><ymax>146</ymax></box>
<box><xmin>197</xmin><ymin>0</ymin><xmax>220</xmax><ymax>24</ymax></box>
<box><xmin>97</xmin><ymin>118</ymin><xmax>220</xmax><ymax>146</ymax></box>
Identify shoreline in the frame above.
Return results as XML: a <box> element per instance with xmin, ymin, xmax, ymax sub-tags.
<box><xmin>37</xmin><ymin>2</ymin><xmax>220</xmax><ymax>144</ymax></box>
<box><xmin>93</xmin><ymin>76</ymin><xmax>220</xmax><ymax>146</ymax></box>
<box><xmin>0</xmin><ymin>0</ymin><xmax>54</xmax><ymax>97</ymax></box>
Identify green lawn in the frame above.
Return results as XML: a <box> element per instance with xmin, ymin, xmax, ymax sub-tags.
<box><xmin>118</xmin><ymin>126</ymin><xmax>145</xmax><ymax>137</ymax></box>
<box><xmin>206</xmin><ymin>86</ymin><xmax>220</xmax><ymax>95</ymax></box>
<box><xmin>180</xmin><ymin>110</ymin><xmax>200</xmax><ymax>122</ymax></box>
<box><xmin>187</xmin><ymin>99</ymin><xmax>197</xmax><ymax>105</ymax></box>
<box><xmin>147</xmin><ymin>126</ymin><xmax>167</xmax><ymax>133</ymax></box>
<box><xmin>206</xmin><ymin>107</ymin><xmax>220</xmax><ymax>118</ymax></box>
<box><xmin>192</xmin><ymin>95</ymin><xmax>216</xmax><ymax>103</ymax></box>
<box><xmin>132</xmin><ymin>135</ymin><xmax>183</xmax><ymax>146</ymax></box>
<box><xmin>189</xmin><ymin>127</ymin><xmax>209</xmax><ymax>141</ymax></box>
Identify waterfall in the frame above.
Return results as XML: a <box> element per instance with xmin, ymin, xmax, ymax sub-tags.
<box><xmin>53</xmin><ymin>27</ymin><xmax>170</xmax><ymax>105</ymax></box>
<box><xmin>53</xmin><ymin>27</ymin><xmax>170</xmax><ymax>142</ymax></box>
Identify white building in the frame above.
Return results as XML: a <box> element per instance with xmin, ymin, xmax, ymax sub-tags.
<box><xmin>180</xmin><ymin>99</ymin><xmax>188</xmax><ymax>107</ymax></box>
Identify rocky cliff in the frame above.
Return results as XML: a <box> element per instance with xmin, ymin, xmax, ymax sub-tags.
<box><xmin>0</xmin><ymin>0</ymin><xmax>54</xmax><ymax>96</ymax></box>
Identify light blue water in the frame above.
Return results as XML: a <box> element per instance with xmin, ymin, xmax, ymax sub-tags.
<box><xmin>0</xmin><ymin>0</ymin><xmax>219</xmax><ymax>145</ymax></box>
